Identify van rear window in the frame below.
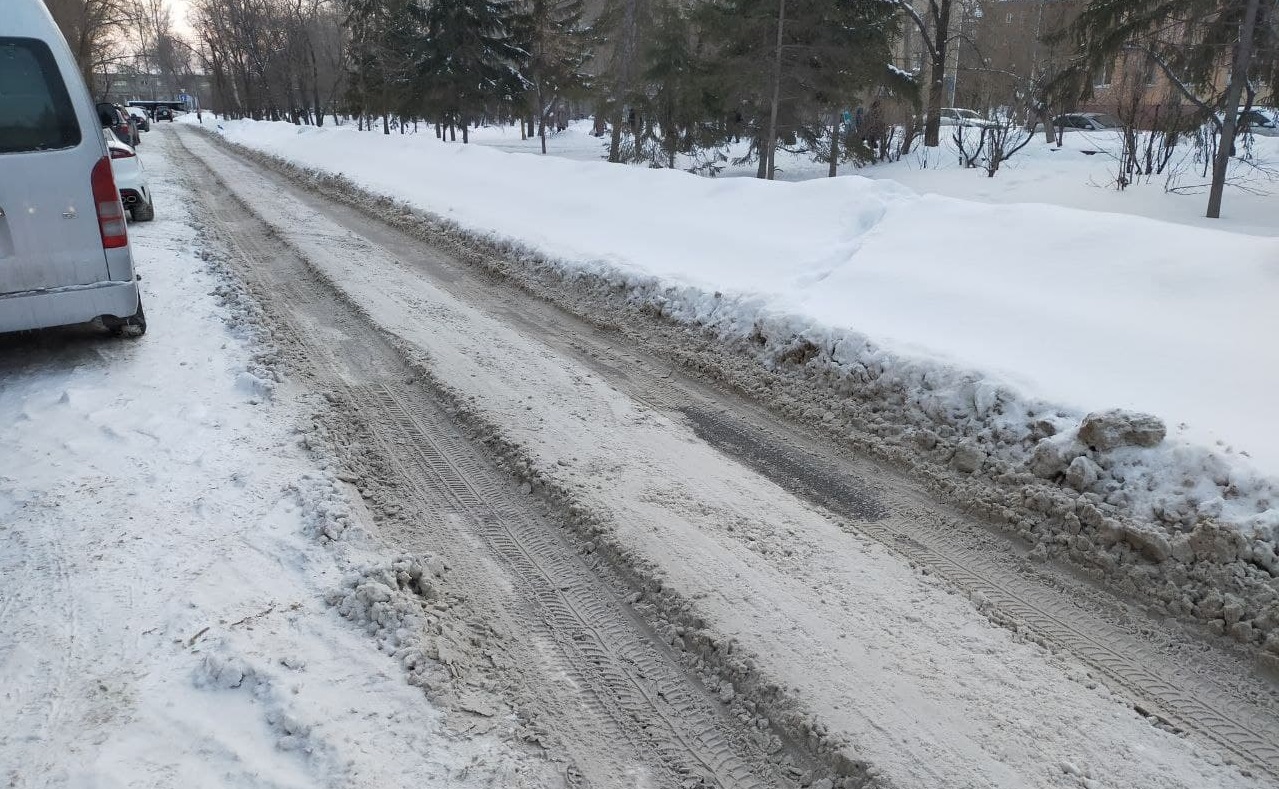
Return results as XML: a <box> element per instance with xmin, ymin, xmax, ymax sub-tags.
<box><xmin>0</xmin><ymin>38</ymin><xmax>81</xmax><ymax>154</ymax></box>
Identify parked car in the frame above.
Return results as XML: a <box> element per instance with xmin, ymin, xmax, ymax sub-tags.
<box><xmin>126</xmin><ymin>105</ymin><xmax>151</xmax><ymax>132</ymax></box>
<box><xmin>0</xmin><ymin>0</ymin><xmax>145</xmax><ymax>335</ymax></box>
<box><xmin>937</xmin><ymin>108</ymin><xmax>998</xmax><ymax>129</ymax></box>
<box><xmin>96</xmin><ymin>102</ymin><xmax>140</xmax><ymax>146</ymax></box>
<box><xmin>154</xmin><ymin>105</ymin><xmax>173</xmax><ymax>122</ymax></box>
<box><xmin>103</xmin><ymin>129</ymin><xmax>154</xmax><ymax>222</ymax></box>
<box><xmin>1051</xmin><ymin>112</ymin><xmax>1123</xmax><ymax>131</ymax></box>
<box><xmin>1235</xmin><ymin>107</ymin><xmax>1279</xmax><ymax>137</ymax></box>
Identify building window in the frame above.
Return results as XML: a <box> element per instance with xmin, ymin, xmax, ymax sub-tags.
<box><xmin>1093</xmin><ymin>60</ymin><xmax>1114</xmax><ymax>88</ymax></box>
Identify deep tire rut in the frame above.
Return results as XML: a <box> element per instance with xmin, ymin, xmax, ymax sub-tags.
<box><xmin>675</xmin><ymin>408</ymin><xmax>1279</xmax><ymax>778</ymax></box>
<box><xmin>175</xmin><ymin>130</ymin><xmax>797</xmax><ymax>789</ymax></box>
<box><xmin>371</xmin><ymin>383</ymin><xmax>772</xmax><ymax>788</ymax></box>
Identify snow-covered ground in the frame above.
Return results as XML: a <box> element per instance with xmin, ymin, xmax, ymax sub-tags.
<box><xmin>464</xmin><ymin>119</ymin><xmax>1279</xmax><ymax>236</ymax></box>
<box><xmin>0</xmin><ymin>132</ymin><xmax>544</xmax><ymax>788</ymax></box>
<box><xmin>200</xmin><ymin>116</ymin><xmax>1279</xmax><ymax>555</ymax></box>
<box><xmin>178</xmin><ymin>128</ymin><xmax>1273</xmax><ymax>789</ymax></box>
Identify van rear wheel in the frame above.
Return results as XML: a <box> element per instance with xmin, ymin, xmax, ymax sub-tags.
<box><xmin>105</xmin><ymin>298</ymin><xmax>147</xmax><ymax>338</ymax></box>
<box><xmin>131</xmin><ymin>197</ymin><xmax>155</xmax><ymax>222</ymax></box>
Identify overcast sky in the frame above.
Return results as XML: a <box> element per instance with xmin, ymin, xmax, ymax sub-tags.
<box><xmin>170</xmin><ymin>0</ymin><xmax>193</xmax><ymax>37</ymax></box>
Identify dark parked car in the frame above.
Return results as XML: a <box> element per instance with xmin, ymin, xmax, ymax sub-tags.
<box><xmin>1052</xmin><ymin>112</ymin><xmax>1122</xmax><ymax>131</ymax></box>
<box><xmin>96</xmin><ymin>102</ymin><xmax>139</xmax><ymax>146</ymax></box>
<box><xmin>155</xmin><ymin>106</ymin><xmax>173</xmax><ymax>122</ymax></box>
<box><xmin>1235</xmin><ymin>107</ymin><xmax>1279</xmax><ymax>137</ymax></box>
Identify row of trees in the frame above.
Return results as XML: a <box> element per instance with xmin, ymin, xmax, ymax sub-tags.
<box><xmin>335</xmin><ymin>0</ymin><xmax>912</xmax><ymax>175</ymax></box>
<box><xmin>188</xmin><ymin>0</ymin><xmax>348</xmax><ymax>126</ymax></box>
<box><xmin>46</xmin><ymin>0</ymin><xmax>1278</xmax><ymax>214</ymax></box>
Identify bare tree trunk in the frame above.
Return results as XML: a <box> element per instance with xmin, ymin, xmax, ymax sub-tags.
<box><xmin>308</xmin><ymin>39</ymin><xmax>324</xmax><ymax>127</ymax></box>
<box><xmin>537</xmin><ymin>83</ymin><xmax>548</xmax><ymax>154</ymax></box>
<box><xmin>1207</xmin><ymin>0</ymin><xmax>1261</xmax><ymax>219</ymax></box>
<box><xmin>608</xmin><ymin>0</ymin><xmax>642</xmax><ymax>163</ymax></box>
<box><xmin>764</xmin><ymin>0</ymin><xmax>785</xmax><ymax>180</ymax></box>
<box><xmin>828</xmin><ymin>116</ymin><xmax>839</xmax><ymax>177</ymax></box>
<box><xmin>924</xmin><ymin>0</ymin><xmax>953</xmax><ymax>148</ymax></box>
<box><xmin>609</xmin><ymin>111</ymin><xmax>625</xmax><ymax>162</ymax></box>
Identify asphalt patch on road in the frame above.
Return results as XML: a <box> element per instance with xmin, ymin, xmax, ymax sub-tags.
<box><xmin>681</xmin><ymin>404</ymin><xmax>886</xmax><ymax>522</ymax></box>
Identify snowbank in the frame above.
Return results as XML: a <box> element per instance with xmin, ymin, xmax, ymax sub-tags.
<box><xmin>206</xmin><ymin>118</ymin><xmax>1279</xmax><ymax>631</ymax></box>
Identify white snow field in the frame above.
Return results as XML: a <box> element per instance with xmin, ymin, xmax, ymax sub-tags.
<box><xmin>0</xmin><ymin>135</ymin><xmax>547</xmax><ymax>788</ymax></box>
<box><xmin>462</xmin><ymin>119</ymin><xmax>1279</xmax><ymax>237</ymax></box>
<box><xmin>204</xmin><ymin>117</ymin><xmax>1279</xmax><ymax>549</ymax></box>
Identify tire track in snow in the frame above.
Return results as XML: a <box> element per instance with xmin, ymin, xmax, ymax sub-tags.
<box><xmin>175</xmin><ymin>129</ymin><xmax>802</xmax><ymax>789</ymax></box>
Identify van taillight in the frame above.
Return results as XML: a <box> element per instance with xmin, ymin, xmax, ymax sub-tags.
<box><xmin>91</xmin><ymin>156</ymin><xmax>128</xmax><ymax>249</ymax></box>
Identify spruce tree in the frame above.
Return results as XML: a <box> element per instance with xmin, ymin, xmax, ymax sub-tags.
<box><xmin>345</xmin><ymin>0</ymin><xmax>427</xmax><ymax>133</ymax></box>
<box><xmin>420</xmin><ymin>0</ymin><xmax>528</xmax><ymax>142</ymax></box>
<box><xmin>520</xmin><ymin>0</ymin><xmax>592</xmax><ymax>153</ymax></box>
<box><xmin>594</xmin><ymin>0</ymin><xmax>657</xmax><ymax>162</ymax></box>
<box><xmin>640</xmin><ymin>0</ymin><xmax>703</xmax><ymax>168</ymax></box>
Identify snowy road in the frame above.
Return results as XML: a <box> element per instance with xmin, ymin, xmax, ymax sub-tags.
<box><xmin>4</xmin><ymin>124</ymin><xmax>1274</xmax><ymax>788</ymax></box>
<box><xmin>164</xmin><ymin>124</ymin><xmax>1279</xmax><ymax>789</ymax></box>
<box><xmin>0</xmin><ymin>129</ymin><xmax>554</xmax><ymax>787</ymax></box>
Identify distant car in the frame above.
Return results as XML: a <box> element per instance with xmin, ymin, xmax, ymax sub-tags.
<box><xmin>1051</xmin><ymin>112</ymin><xmax>1123</xmax><ymax>131</ymax></box>
<box><xmin>937</xmin><ymin>108</ymin><xmax>998</xmax><ymax>129</ymax></box>
<box><xmin>125</xmin><ymin>105</ymin><xmax>150</xmax><ymax>132</ymax></box>
<box><xmin>0</xmin><ymin>0</ymin><xmax>144</xmax><ymax>336</ymax></box>
<box><xmin>154</xmin><ymin>106</ymin><xmax>173</xmax><ymax>122</ymax></box>
<box><xmin>103</xmin><ymin>129</ymin><xmax>154</xmax><ymax>222</ymax></box>
<box><xmin>1235</xmin><ymin>107</ymin><xmax>1279</xmax><ymax>137</ymax></box>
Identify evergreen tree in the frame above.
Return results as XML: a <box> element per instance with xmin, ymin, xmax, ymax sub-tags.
<box><xmin>420</xmin><ymin>0</ymin><xmax>528</xmax><ymax>142</ymax></box>
<box><xmin>519</xmin><ymin>0</ymin><xmax>592</xmax><ymax>153</ymax></box>
<box><xmin>594</xmin><ymin>0</ymin><xmax>657</xmax><ymax>162</ymax></box>
<box><xmin>345</xmin><ymin>0</ymin><xmax>426</xmax><ymax>133</ymax></box>
<box><xmin>697</xmin><ymin>0</ymin><xmax>910</xmax><ymax>178</ymax></box>
<box><xmin>638</xmin><ymin>0</ymin><xmax>704</xmax><ymax>168</ymax></box>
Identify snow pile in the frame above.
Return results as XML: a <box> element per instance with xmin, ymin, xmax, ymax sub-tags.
<box><xmin>325</xmin><ymin>555</ymin><xmax>458</xmax><ymax>690</ymax></box>
<box><xmin>206</xmin><ymin>118</ymin><xmax>1279</xmax><ymax>646</ymax></box>
<box><xmin>293</xmin><ymin>470</ymin><xmax>361</xmax><ymax>542</ymax></box>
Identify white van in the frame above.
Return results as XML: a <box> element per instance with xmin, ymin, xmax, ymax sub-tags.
<box><xmin>0</xmin><ymin>0</ymin><xmax>145</xmax><ymax>335</ymax></box>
